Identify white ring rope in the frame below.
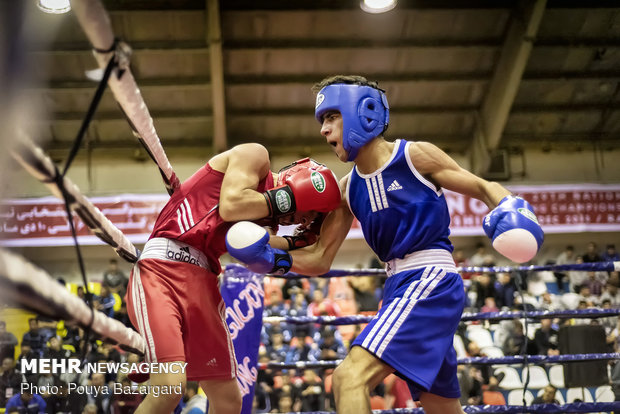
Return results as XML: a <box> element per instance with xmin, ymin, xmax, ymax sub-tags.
<box><xmin>0</xmin><ymin>248</ymin><xmax>145</xmax><ymax>354</ymax></box>
<box><xmin>11</xmin><ymin>132</ymin><xmax>140</xmax><ymax>263</ymax></box>
<box><xmin>70</xmin><ymin>0</ymin><xmax>180</xmax><ymax>195</ymax></box>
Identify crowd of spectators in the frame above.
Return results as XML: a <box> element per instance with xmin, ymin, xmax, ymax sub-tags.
<box><xmin>452</xmin><ymin>241</ymin><xmax>620</xmax><ymax>406</ymax></box>
<box><xmin>2</xmin><ymin>241</ymin><xmax>619</xmax><ymax>413</ymax></box>
<box><xmin>255</xmin><ymin>241</ymin><xmax>620</xmax><ymax>411</ymax></box>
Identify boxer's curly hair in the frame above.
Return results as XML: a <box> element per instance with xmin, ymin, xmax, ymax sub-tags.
<box><xmin>311</xmin><ymin>75</ymin><xmax>384</xmax><ymax>94</ymax></box>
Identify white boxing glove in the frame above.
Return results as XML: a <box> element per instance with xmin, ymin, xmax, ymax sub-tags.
<box><xmin>225</xmin><ymin>221</ymin><xmax>292</xmax><ymax>275</ymax></box>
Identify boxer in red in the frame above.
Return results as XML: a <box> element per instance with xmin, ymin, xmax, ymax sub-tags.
<box><xmin>126</xmin><ymin>143</ymin><xmax>341</xmax><ymax>414</ymax></box>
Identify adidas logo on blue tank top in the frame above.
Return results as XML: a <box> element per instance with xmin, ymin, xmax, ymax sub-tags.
<box><xmin>387</xmin><ymin>180</ymin><xmax>402</xmax><ymax>192</ymax></box>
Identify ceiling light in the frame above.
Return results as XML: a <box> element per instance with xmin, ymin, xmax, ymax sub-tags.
<box><xmin>37</xmin><ymin>0</ymin><xmax>71</xmax><ymax>14</ymax></box>
<box><xmin>360</xmin><ymin>0</ymin><xmax>396</xmax><ymax>14</ymax></box>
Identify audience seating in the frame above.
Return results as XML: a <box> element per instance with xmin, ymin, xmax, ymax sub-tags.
<box><xmin>521</xmin><ymin>366</ymin><xmax>549</xmax><ymax>389</ymax></box>
<box><xmin>566</xmin><ymin>387</ymin><xmax>594</xmax><ymax>403</ymax></box>
<box><xmin>507</xmin><ymin>389</ymin><xmax>534</xmax><ymax>405</ymax></box>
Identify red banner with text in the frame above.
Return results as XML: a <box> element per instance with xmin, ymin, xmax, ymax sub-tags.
<box><xmin>1</xmin><ymin>184</ymin><xmax>619</xmax><ymax>246</ymax></box>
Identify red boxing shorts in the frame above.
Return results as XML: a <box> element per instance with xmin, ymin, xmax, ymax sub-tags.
<box><xmin>126</xmin><ymin>238</ymin><xmax>237</xmax><ymax>381</ymax></box>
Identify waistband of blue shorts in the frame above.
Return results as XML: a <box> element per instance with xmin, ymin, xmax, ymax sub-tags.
<box><xmin>385</xmin><ymin>249</ymin><xmax>457</xmax><ymax>277</ymax></box>
<box><xmin>139</xmin><ymin>237</ymin><xmax>210</xmax><ymax>270</ymax></box>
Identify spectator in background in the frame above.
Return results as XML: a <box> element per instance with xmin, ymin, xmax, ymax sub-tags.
<box><xmin>43</xmin><ymin>336</ymin><xmax>71</xmax><ymax>361</ymax></box>
<box><xmin>285</xmin><ymin>331</ymin><xmax>316</xmax><ymax>365</ymax></box>
<box><xmin>538</xmin><ymin>292</ymin><xmax>562</xmax><ymax>311</ymax></box>
<box><xmin>22</xmin><ymin>319</ymin><xmax>50</xmax><ymax>358</ymax></box>
<box><xmin>94</xmin><ymin>286</ymin><xmax>116</xmax><ymax>319</ymax></box>
<box><xmin>255</xmin><ymin>354</ymin><xmax>275</xmax><ymax>412</ymax></box>
<box><xmin>347</xmin><ymin>276</ymin><xmax>381</xmax><ymax>313</ymax></box>
<box><xmin>102</xmin><ymin>259</ymin><xmax>128</xmax><ymax>297</ymax></box>
<box><xmin>469</xmin><ymin>243</ymin><xmax>488</xmax><ymax>267</ymax></box>
<box><xmin>532</xmin><ymin>385</ymin><xmax>560</xmax><ymax>405</ymax></box>
<box><xmin>453</xmin><ymin>249</ymin><xmax>472</xmax><ymax>280</ymax></box>
<box><xmin>607</xmin><ymin>319</ymin><xmax>620</xmax><ymax>354</ymax></box>
<box><xmin>308</xmin><ymin>278</ymin><xmax>329</xmax><ymax>300</ymax></box>
<box><xmin>307</xmin><ymin>290</ymin><xmax>341</xmax><ymax>318</ymax></box>
<box><xmin>77</xmin><ymin>286</ymin><xmax>88</xmax><ymax>303</ymax></box>
<box><xmin>281</xmin><ymin>277</ymin><xmax>305</xmax><ymax>302</ymax></box>
<box><xmin>481</xmin><ymin>297</ymin><xmax>499</xmax><ymax>313</ymax></box>
<box><xmin>113</xmin><ymin>302</ymin><xmax>132</xmax><ymax>329</ymax></box>
<box><xmin>568</xmin><ymin>256</ymin><xmax>588</xmax><ymax>293</ymax></box>
<box><xmin>577</xmin><ymin>285</ymin><xmax>599</xmax><ymax>307</ymax></box>
<box><xmin>512</xmin><ymin>293</ymin><xmax>537</xmax><ymax>312</ymax></box>
<box><xmin>534</xmin><ymin>318</ymin><xmax>559</xmax><ymax>356</ymax></box>
<box><xmin>481</xmin><ymin>254</ymin><xmax>497</xmax><ymax>268</ymax></box>
<box><xmin>384</xmin><ymin>374</ymin><xmax>413</xmax><ymax>409</ymax></box>
<box><xmin>494</xmin><ymin>272</ymin><xmax>515</xmax><ymax>309</ymax></box>
<box><xmin>482</xmin><ymin>375</ymin><xmax>506</xmax><ymax>406</ymax></box>
<box><xmin>599</xmin><ymin>299</ymin><xmax>617</xmax><ymax>336</ymax></box>
<box><xmin>600</xmin><ymin>281</ymin><xmax>620</xmax><ymax>307</ymax></box>
<box><xmin>49</xmin><ymin>381</ymin><xmax>71</xmax><ymax>414</ymax></box>
<box><xmin>37</xmin><ymin>371</ymin><xmax>60</xmax><ymax>411</ymax></box>
<box><xmin>86</xmin><ymin>372</ymin><xmax>111</xmax><ymax>414</ymax></box>
<box><xmin>554</xmin><ymin>245</ymin><xmax>576</xmax><ymax>293</ymax></box>
<box><xmin>466</xmin><ymin>342</ymin><xmax>492</xmax><ymax>385</ymax></box>
<box><xmin>264</xmin><ymin>291</ymin><xmax>294</xmax><ymax>343</ymax></box>
<box><xmin>179</xmin><ymin>381</ymin><xmax>206</xmax><ymax>414</ymax></box>
<box><xmin>62</xmin><ymin>322</ymin><xmax>85</xmax><ymax>355</ymax></box>
<box><xmin>264</xmin><ymin>290</ymin><xmax>289</xmax><ymax>318</ymax></box>
<box><xmin>0</xmin><ymin>321</ymin><xmax>18</xmax><ymax>361</ymax></box>
<box><xmin>287</xmin><ymin>290</ymin><xmax>308</xmax><ymax>318</ymax></box>
<box><xmin>111</xmin><ymin>377</ymin><xmax>141</xmax><ymax>414</ymax></box>
<box><xmin>0</xmin><ymin>357</ymin><xmax>25</xmax><ymax>407</ymax></box>
<box><xmin>314</xmin><ymin>328</ymin><xmax>346</xmax><ymax>361</ymax></box>
<box><xmin>266</xmin><ymin>331</ymin><xmax>290</xmax><ymax>363</ymax></box>
<box><xmin>273</xmin><ymin>370</ymin><xmax>301</xmax><ymax>411</ymax></box>
<box><xmin>327</xmin><ymin>276</ymin><xmax>358</xmax><ymax>317</ymax></box>
<box><xmin>582</xmin><ymin>242</ymin><xmax>602</xmax><ymax>263</ymax></box>
<box><xmin>460</xmin><ymin>366</ymin><xmax>483</xmax><ymax>406</ymax></box>
<box><xmin>83</xmin><ymin>404</ymin><xmax>98</xmax><ymax>414</ymax></box>
<box><xmin>60</xmin><ymin>355</ymin><xmax>89</xmax><ymax>413</ymax></box>
<box><xmin>584</xmin><ymin>271</ymin><xmax>606</xmax><ymax>297</ymax></box>
<box><xmin>473</xmin><ymin>273</ymin><xmax>496</xmax><ymax>310</ymax></box>
<box><xmin>299</xmin><ymin>369</ymin><xmax>324</xmax><ymax>412</ymax></box>
<box><xmin>15</xmin><ymin>343</ymin><xmax>39</xmax><ymax>384</ymax></box>
<box><xmin>5</xmin><ymin>391</ymin><xmax>46</xmax><ymax>414</ymax></box>
<box><xmin>603</xmin><ymin>244</ymin><xmax>620</xmax><ymax>262</ymax></box>
<box><xmin>274</xmin><ymin>392</ymin><xmax>294</xmax><ymax>414</ymax></box>
<box><xmin>502</xmin><ymin>319</ymin><xmax>538</xmax><ymax>356</ymax></box>
<box><xmin>93</xmin><ymin>344</ymin><xmax>121</xmax><ymax>385</ymax></box>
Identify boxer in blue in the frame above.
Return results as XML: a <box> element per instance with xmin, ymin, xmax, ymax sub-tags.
<box><xmin>226</xmin><ymin>75</ymin><xmax>544</xmax><ymax>414</ymax></box>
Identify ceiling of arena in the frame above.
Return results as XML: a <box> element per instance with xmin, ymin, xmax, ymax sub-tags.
<box><xmin>26</xmin><ymin>0</ymin><xmax>620</xmax><ymax>175</ymax></box>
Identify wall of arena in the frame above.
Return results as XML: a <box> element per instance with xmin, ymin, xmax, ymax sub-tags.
<box><xmin>3</xmin><ymin>147</ymin><xmax>620</xmax><ymax>198</ymax></box>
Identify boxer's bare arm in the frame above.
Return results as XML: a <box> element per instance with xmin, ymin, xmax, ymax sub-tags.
<box><xmin>211</xmin><ymin>143</ymin><xmax>273</xmax><ymax>222</ymax></box>
<box><xmin>269</xmin><ymin>234</ymin><xmax>290</xmax><ymax>250</ymax></box>
<box><xmin>290</xmin><ymin>175</ymin><xmax>353</xmax><ymax>275</ymax></box>
<box><xmin>411</xmin><ymin>141</ymin><xmax>510</xmax><ymax>208</ymax></box>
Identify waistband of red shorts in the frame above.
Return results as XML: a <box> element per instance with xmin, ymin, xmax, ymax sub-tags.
<box><xmin>139</xmin><ymin>237</ymin><xmax>209</xmax><ymax>270</ymax></box>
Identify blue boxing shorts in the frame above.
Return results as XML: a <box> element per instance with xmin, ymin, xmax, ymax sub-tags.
<box><xmin>352</xmin><ymin>250</ymin><xmax>466</xmax><ymax>400</ymax></box>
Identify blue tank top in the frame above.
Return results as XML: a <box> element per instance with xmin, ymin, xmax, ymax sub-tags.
<box><xmin>346</xmin><ymin>140</ymin><xmax>453</xmax><ymax>262</ymax></box>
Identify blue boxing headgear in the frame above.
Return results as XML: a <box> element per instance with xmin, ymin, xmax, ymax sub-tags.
<box><xmin>315</xmin><ymin>83</ymin><xmax>389</xmax><ymax>162</ymax></box>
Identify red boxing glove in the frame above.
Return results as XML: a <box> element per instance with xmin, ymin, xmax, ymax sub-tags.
<box><xmin>284</xmin><ymin>213</ymin><xmax>325</xmax><ymax>250</ymax></box>
<box><xmin>263</xmin><ymin>158</ymin><xmax>341</xmax><ymax>218</ymax></box>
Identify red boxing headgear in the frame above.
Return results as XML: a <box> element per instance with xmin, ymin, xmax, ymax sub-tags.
<box><xmin>277</xmin><ymin>158</ymin><xmax>341</xmax><ymax>213</ymax></box>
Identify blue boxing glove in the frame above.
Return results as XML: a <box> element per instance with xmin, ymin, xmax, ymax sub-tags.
<box><xmin>226</xmin><ymin>221</ymin><xmax>292</xmax><ymax>275</ymax></box>
<box><xmin>483</xmin><ymin>196</ymin><xmax>544</xmax><ymax>263</ymax></box>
